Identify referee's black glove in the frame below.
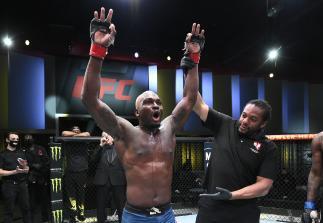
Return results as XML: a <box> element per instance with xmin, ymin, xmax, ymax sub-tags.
<box><xmin>199</xmin><ymin>187</ymin><xmax>232</xmax><ymax>200</ymax></box>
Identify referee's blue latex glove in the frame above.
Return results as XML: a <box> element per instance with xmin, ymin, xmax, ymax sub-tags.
<box><xmin>199</xmin><ymin>187</ymin><xmax>232</xmax><ymax>200</ymax></box>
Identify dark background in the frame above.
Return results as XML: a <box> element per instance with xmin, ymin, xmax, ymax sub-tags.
<box><xmin>1</xmin><ymin>0</ymin><xmax>323</xmax><ymax>82</ymax></box>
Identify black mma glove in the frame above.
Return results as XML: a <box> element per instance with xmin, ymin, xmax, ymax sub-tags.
<box><xmin>90</xmin><ymin>18</ymin><xmax>115</xmax><ymax>47</ymax></box>
<box><xmin>190</xmin><ymin>35</ymin><xmax>205</xmax><ymax>52</ymax></box>
<box><xmin>199</xmin><ymin>187</ymin><xmax>232</xmax><ymax>200</ymax></box>
<box><xmin>301</xmin><ymin>201</ymin><xmax>319</xmax><ymax>223</ymax></box>
<box><xmin>89</xmin><ymin>10</ymin><xmax>116</xmax><ymax>60</ymax></box>
<box><xmin>180</xmin><ymin>31</ymin><xmax>205</xmax><ymax>71</ymax></box>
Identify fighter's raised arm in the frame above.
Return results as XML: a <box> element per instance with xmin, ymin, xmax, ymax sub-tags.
<box><xmin>168</xmin><ymin>23</ymin><xmax>205</xmax><ymax>132</ymax></box>
<box><xmin>81</xmin><ymin>7</ymin><xmax>132</xmax><ymax>139</ymax></box>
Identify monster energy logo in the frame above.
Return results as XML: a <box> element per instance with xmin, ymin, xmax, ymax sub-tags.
<box><xmin>51</xmin><ymin>178</ymin><xmax>62</xmax><ymax>193</ymax></box>
<box><xmin>52</xmin><ymin>209</ymin><xmax>63</xmax><ymax>223</ymax></box>
<box><xmin>51</xmin><ymin>146</ymin><xmax>61</xmax><ymax>161</ymax></box>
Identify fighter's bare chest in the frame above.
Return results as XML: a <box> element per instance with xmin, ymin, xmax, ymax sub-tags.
<box><xmin>131</xmin><ymin>133</ymin><xmax>175</xmax><ymax>157</ymax></box>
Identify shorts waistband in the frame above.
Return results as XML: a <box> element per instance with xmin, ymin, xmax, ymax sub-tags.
<box><xmin>125</xmin><ymin>202</ymin><xmax>171</xmax><ymax>216</ymax></box>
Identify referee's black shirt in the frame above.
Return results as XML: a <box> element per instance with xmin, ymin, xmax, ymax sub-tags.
<box><xmin>202</xmin><ymin>109</ymin><xmax>278</xmax><ymax>206</ymax></box>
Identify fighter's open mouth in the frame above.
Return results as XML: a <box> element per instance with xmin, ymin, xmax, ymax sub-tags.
<box><xmin>153</xmin><ymin>111</ymin><xmax>160</xmax><ymax>119</ymax></box>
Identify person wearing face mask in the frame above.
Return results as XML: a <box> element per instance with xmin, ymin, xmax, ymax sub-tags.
<box><xmin>23</xmin><ymin>134</ymin><xmax>50</xmax><ymax>223</ymax></box>
<box><xmin>91</xmin><ymin>132</ymin><xmax>126</xmax><ymax>223</ymax></box>
<box><xmin>0</xmin><ymin>132</ymin><xmax>31</xmax><ymax>223</ymax></box>
<box><xmin>193</xmin><ymin>94</ymin><xmax>278</xmax><ymax>223</ymax></box>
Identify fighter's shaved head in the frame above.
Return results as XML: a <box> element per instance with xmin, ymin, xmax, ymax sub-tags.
<box><xmin>135</xmin><ymin>91</ymin><xmax>159</xmax><ymax>110</ymax></box>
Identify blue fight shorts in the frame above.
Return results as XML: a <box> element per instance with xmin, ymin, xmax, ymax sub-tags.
<box><xmin>122</xmin><ymin>202</ymin><xmax>176</xmax><ymax>223</ymax></box>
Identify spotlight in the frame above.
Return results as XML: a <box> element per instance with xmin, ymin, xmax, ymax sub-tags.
<box><xmin>2</xmin><ymin>36</ymin><xmax>13</xmax><ymax>47</ymax></box>
<box><xmin>267</xmin><ymin>47</ymin><xmax>281</xmax><ymax>61</ymax></box>
<box><xmin>269</xmin><ymin>73</ymin><xmax>274</xmax><ymax>78</ymax></box>
<box><xmin>267</xmin><ymin>49</ymin><xmax>278</xmax><ymax>60</ymax></box>
<box><xmin>134</xmin><ymin>52</ymin><xmax>139</xmax><ymax>58</ymax></box>
<box><xmin>167</xmin><ymin>56</ymin><xmax>171</xmax><ymax>61</ymax></box>
<box><xmin>25</xmin><ymin>40</ymin><xmax>30</xmax><ymax>46</ymax></box>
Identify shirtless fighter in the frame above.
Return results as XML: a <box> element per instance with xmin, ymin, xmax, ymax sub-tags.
<box><xmin>81</xmin><ymin>6</ymin><xmax>205</xmax><ymax>223</ymax></box>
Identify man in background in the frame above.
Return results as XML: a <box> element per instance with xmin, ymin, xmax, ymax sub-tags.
<box><xmin>62</xmin><ymin>126</ymin><xmax>91</xmax><ymax>137</ymax></box>
<box><xmin>91</xmin><ymin>132</ymin><xmax>126</xmax><ymax>223</ymax></box>
<box><xmin>62</xmin><ymin>126</ymin><xmax>90</xmax><ymax>222</ymax></box>
<box><xmin>0</xmin><ymin>132</ymin><xmax>31</xmax><ymax>223</ymax></box>
<box><xmin>23</xmin><ymin>134</ymin><xmax>50</xmax><ymax>223</ymax></box>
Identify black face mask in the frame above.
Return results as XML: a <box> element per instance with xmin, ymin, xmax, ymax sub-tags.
<box><xmin>9</xmin><ymin>140</ymin><xmax>19</xmax><ymax>148</ymax></box>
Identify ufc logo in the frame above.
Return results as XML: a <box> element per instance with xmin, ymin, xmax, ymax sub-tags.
<box><xmin>72</xmin><ymin>76</ymin><xmax>135</xmax><ymax>101</ymax></box>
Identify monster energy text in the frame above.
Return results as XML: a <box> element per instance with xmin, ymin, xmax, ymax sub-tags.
<box><xmin>51</xmin><ymin>146</ymin><xmax>62</xmax><ymax>161</ymax></box>
<box><xmin>52</xmin><ymin>209</ymin><xmax>63</xmax><ymax>223</ymax></box>
<box><xmin>51</xmin><ymin>178</ymin><xmax>62</xmax><ymax>193</ymax></box>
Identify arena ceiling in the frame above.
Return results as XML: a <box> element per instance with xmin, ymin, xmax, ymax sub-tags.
<box><xmin>1</xmin><ymin>0</ymin><xmax>323</xmax><ymax>82</ymax></box>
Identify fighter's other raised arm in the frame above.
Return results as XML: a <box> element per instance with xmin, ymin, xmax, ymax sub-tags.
<box><xmin>169</xmin><ymin>23</ymin><xmax>205</xmax><ymax>132</ymax></box>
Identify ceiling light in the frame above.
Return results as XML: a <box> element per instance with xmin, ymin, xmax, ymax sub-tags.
<box><xmin>268</xmin><ymin>49</ymin><xmax>278</xmax><ymax>60</ymax></box>
<box><xmin>2</xmin><ymin>36</ymin><xmax>13</xmax><ymax>47</ymax></box>
<box><xmin>269</xmin><ymin>73</ymin><xmax>274</xmax><ymax>78</ymax></box>
<box><xmin>25</xmin><ymin>40</ymin><xmax>30</xmax><ymax>46</ymax></box>
<box><xmin>267</xmin><ymin>47</ymin><xmax>281</xmax><ymax>61</ymax></box>
<box><xmin>167</xmin><ymin>56</ymin><xmax>171</xmax><ymax>61</ymax></box>
<box><xmin>134</xmin><ymin>52</ymin><xmax>139</xmax><ymax>58</ymax></box>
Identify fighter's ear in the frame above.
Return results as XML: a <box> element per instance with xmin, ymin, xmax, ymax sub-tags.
<box><xmin>260</xmin><ymin>121</ymin><xmax>267</xmax><ymax>129</ymax></box>
<box><xmin>135</xmin><ymin>109</ymin><xmax>139</xmax><ymax>117</ymax></box>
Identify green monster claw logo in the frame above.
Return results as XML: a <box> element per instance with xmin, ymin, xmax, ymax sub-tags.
<box><xmin>51</xmin><ymin>178</ymin><xmax>62</xmax><ymax>193</ymax></box>
<box><xmin>50</xmin><ymin>146</ymin><xmax>61</xmax><ymax>161</ymax></box>
<box><xmin>52</xmin><ymin>209</ymin><xmax>63</xmax><ymax>223</ymax></box>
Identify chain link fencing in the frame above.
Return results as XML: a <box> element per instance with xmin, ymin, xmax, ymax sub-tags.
<box><xmin>49</xmin><ymin>136</ymin><xmax>316</xmax><ymax>222</ymax></box>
